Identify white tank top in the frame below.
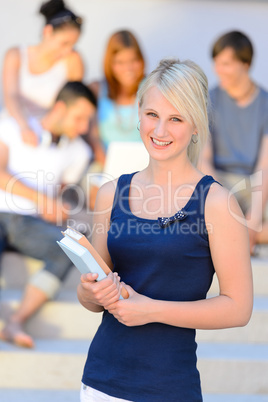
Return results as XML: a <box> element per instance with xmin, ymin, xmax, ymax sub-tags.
<box><xmin>18</xmin><ymin>46</ymin><xmax>68</xmax><ymax>117</ymax></box>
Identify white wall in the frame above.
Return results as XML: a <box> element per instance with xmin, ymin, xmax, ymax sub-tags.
<box><xmin>1</xmin><ymin>0</ymin><xmax>268</xmax><ymax>106</ymax></box>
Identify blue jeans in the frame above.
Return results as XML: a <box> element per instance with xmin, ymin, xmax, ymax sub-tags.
<box><xmin>0</xmin><ymin>213</ymin><xmax>74</xmax><ymax>298</ymax></box>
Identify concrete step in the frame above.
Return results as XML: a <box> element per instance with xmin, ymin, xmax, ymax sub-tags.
<box><xmin>0</xmin><ymin>339</ymin><xmax>88</xmax><ymax>389</ymax></box>
<box><xmin>0</xmin><ymin>389</ymin><xmax>80</xmax><ymax>402</ymax></box>
<box><xmin>197</xmin><ymin>342</ymin><xmax>268</xmax><ymax>394</ymax></box>
<box><xmin>0</xmin><ymin>391</ymin><xmax>267</xmax><ymax>402</ymax></box>
<box><xmin>203</xmin><ymin>396</ymin><xmax>268</xmax><ymax>402</ymax></box>
<box><xmin>0</xmin><ymin>339</ymin><xmax>268</xmax><ymax>394</ymax></box>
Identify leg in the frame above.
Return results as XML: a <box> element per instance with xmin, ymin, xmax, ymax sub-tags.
<box><xmin>0</xmin><ymin>214</ymin><xmax>73</xmax><ymax>347</ymax></box>
<box><xmin>0</xmin><ymin>284</ymin><xmax>47</xmax><ymax>348</ymax></box>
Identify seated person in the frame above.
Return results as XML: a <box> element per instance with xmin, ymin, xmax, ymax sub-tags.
<box><xmin>0</xmin><ymin>81</ymin><xmax>97</xmax><ymax>348</ymax></box>
<box><xmin>200</xmin><ymin>30</ymin><xmax>268</xmax><ymax>254</ymax></box>
<box><xmin>1</xmin><ymin>0</ymin><xmax>84</xmax><ymax>145</ymax></box>
<box><xmin>87</xmin><ymin>29</ymin><xmax>146</xmax><ymax>168</ymax></box>
<box><xmin>84</xmin><ymin>30</ymin><xmax>146</xmax><ymax>210</ymax></box>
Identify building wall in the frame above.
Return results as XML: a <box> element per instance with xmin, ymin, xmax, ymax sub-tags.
<box><xmin>1</xmin><ymin>0</ymin><xmax>267</xmax><ymax>106</ymax></box>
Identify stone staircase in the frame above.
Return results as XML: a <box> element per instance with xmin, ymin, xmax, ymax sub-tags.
<box><xmin>0</xmin><ymin>250</ymin><xmax>268</xmax><ymax>402</ymax></box>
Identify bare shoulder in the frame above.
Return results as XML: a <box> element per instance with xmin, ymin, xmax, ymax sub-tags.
<box><xmin>94</xmin><ymin>178</ymin><xmax>118</xmax><ymax>214</ymax></box>
<box><xmin>66</xmin><ymin>50</ymin><xmax>83</xmax><ymax>63</ymax></box>
<box><xmin>4</xmin><ymin>47</ymin><xmax>20</xmax><ymax>65</ymax></box>
<box><xmin>65</xmin><ymin>50</ymin><xmax>84</xmax><ymax>80</ymax></box>
<box><xmin>205</xmin><ymin>181</ymin><xmax>246</xmax><ymax>226</ymax></box>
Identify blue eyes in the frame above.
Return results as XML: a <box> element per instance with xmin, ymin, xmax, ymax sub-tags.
<box><xmin>146</xmin><ymin>112</ymin><xmax>182</xmax><ymax>122</ymax></box>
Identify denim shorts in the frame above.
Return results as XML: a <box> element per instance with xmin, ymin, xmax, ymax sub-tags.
<box><xmin>80</xmin><ymin>383</ymin><xmax>132</xmax><ymax>402</ymax></box>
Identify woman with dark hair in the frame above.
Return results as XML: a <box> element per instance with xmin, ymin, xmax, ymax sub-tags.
<box><xmin>2</xmin><ymin>0</ymin><xmax>83</xmax><ymax>145</ymax></box>
<box><xmin>88</xmin><ymin>30</ymin><xmax>145</xmax><ymax>166</ymax></box>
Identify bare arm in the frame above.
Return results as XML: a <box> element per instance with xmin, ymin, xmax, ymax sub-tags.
<box><xmin>77</xmin><ymin>179</ymin><xmax>121</xmax><ymax>312</ymax></box>
<box><xmin>0</xmin><ymin>140</ymin><xmax>69</xmax><ymax>223</ymax></box>
<box><xmin>2</xmin><ymin>48</ymin><xmax>38</xmax><ymax>145</ymax></box>
<box><xmin>3</xmin><ymin>48</ymin><xmax>29</xmax><ymax>131</ymax></box>
<box><xmin>108</xmin><ymin>184</ymin><xmax>253</xmax><ymax>329</ymax></box>
<box><xmin>66</xmin><ymin>51</ymin><xmax>84</xmax><ymax>81</ymax></box>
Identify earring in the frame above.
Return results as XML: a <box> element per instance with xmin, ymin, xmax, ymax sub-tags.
<box><xmin>191</xmin><ymin>134</ymin><xmax>198</xmax><ymax>144</ymax></box>
<box><xmin>137</xmin><ymin>121</ymin><xmax>140</xmax><ymax>132</ymax></box>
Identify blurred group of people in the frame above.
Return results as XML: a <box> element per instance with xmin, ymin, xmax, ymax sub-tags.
<box><xmin>0</xmin><ymin>0</ymin><xmax>265</xmax><ymax>348</ymax></box>
<box><xmin>0</xmin><ymin>0</ymin><xmax>145</xmax><ymax>348</ymax></box>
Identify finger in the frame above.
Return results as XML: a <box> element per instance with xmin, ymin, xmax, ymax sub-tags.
<box><xmin>81</xmin><ymin>273</ymin><xmax>98</xmax><ymax>283</ymax></box>
<box><xmin>100</xmin><ymin>280</ymin><xmax>121</xmax><ymax>300</ymax></box>
<box><xmin>103</xmin><ymin>293</ymin><xmax>122</xmax><ymax>310</ymax></box>
<box><xmin>92</xmin><ymin>277</ymin><xmax>121</xmax><ymax>305</ymax></box>
<box><xmin>107</xmin><ymin>301</ymin><xmax>119</xmax><ymax>312</ymax></box>
<box><xmin>105</xmin><ymin>296</ymin><xmax>122</xmax><ymax>311</ymax></box>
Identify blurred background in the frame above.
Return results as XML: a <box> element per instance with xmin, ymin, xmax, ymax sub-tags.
<box><xmin>1</xmin><ymin>0</ymin><xmax>268</xmax><ymax>107</ymax></box>
<box><xmin>1</xmin><ymin>1</ymin><xmax>268</xmax><ymax>402</ymax></box>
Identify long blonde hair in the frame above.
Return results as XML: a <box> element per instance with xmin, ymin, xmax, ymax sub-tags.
<box><xmin>137</xmin><ymin>58</ymin><xmax>209</xmax><ymax>166</ymax></box>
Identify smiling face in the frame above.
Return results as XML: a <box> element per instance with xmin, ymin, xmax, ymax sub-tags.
<box><xmin>138</xmin><ymin>86</ymin><xmax>196</xmax><ymax>163</ymax></box>
<box><xmin>213</xmin><ymin>47</ymin><xmax>250</xmax><ymax>91</ymax></box>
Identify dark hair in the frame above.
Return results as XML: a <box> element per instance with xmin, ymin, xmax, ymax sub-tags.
<box><xmin>104</xmin><ymin>30</ymin><xmax>145</xmax><ymax>100</ymax></box>
<box><xmin>39</xmin><ymin>0</ymin><xmax>82</xmax><ymax>30</ymax></box>
<box><xmin>56</xmin><ymin>81</ymin><xmax>97</xmax><ymax>107</ymax></box>
<box><xmin>212</xmin><ymin>31</ymin><xmax>254</xmax><ymax>66</ymax></box>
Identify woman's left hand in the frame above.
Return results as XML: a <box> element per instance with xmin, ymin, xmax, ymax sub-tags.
<box><xmin>107</xmin><ymin>284</ymin><xmax>154</xmax><ymax>327</ymax></box>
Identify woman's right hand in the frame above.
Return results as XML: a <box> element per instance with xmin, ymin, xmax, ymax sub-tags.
<box><xmin>78</xmin><ymin>271</ymin><xmax>122</xmax><ymax>310</ymax></box>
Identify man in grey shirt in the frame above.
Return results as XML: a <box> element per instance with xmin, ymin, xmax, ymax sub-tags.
<box><xmin>201</xmin><ymin>31</ymin><xmax>268</xmax><ymax>254</ymax></box>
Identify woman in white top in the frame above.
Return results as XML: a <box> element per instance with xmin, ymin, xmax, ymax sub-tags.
<box><xmin>2</xmin><ymin>0</ymin><xmax>84</xmax><ymax>145</ymax></box>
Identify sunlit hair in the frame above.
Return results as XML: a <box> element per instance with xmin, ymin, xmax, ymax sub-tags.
<box><xmin>103</xmin><ymin>30</ymin><xmax>145</xmax><ymax>100</ymax></box>
<box><xmin>212</xmin><ymin>31</ymin><xmax>253</xmax><ymax>66</ymax></box>
<box><xmin>137</xmin><ymin>58</ymin><xmax>209</xmax><ymax>166</ymax></box>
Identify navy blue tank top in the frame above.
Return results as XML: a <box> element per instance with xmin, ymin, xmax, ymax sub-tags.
<box><xmin>82</xmin><ymin>173</ymin><xmax>217</xmax><ymax>401</ymax></box>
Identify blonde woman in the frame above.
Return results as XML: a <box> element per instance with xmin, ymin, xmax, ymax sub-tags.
<box><xmin>77</xmin><ymin>59</ymin><xmax>253</xmax><ymax>401</ymax></box>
